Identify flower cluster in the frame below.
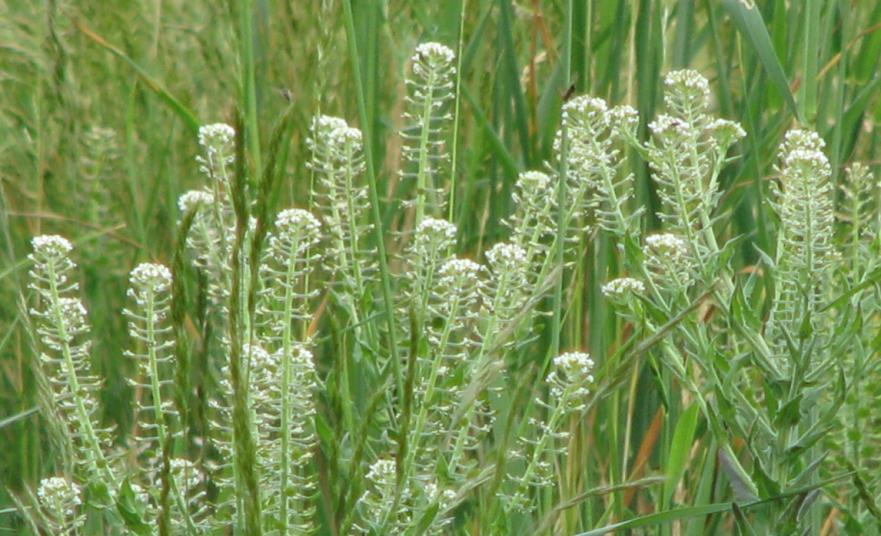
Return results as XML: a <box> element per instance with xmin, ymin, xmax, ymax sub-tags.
<box><xmin>401</xmin><ymin>42</ymin><xmax>457</xmax><ymax>221</ymax></box>
<box><xmin>124</xmin><ymin>262</ymin><xmax>177</xmax><ymax>480</ymax></box>
<box><xmin>28</xmin><ymin>236</ymin><xmax>116</xmax><ymax>489</ymax></box>
<box><xmin>767</xmin><ymin>129</ymin><xmax>837</xmax><ymax>354</ymax></box>
<box><xmin>560</xmin><ymin>95</ymin><xmax>640</xmax><ymax>236</ymax></box>
<box><xmin>37</xmin><ymin>477</ymin><xmax>84</xmax><ymax>534</ymax></box>
<box><xmin>196</xmin><ymin>123</ymin><xmax>236</xmax><ymax>184</ymax></box>
<box><xmin>642</xmin><ymin>70</ymin><xmax>745</xmax><ymax>248</ymax></box>
<box><xmin>506</xmin><ymin>351</ymin><xmax>595</xmax><ymax>512</ymax></box>
<box><xmin>642</xmin><ymin>233</ymin><xmax>696</xmax><ymax>292</ymax></box>
<box><xmin>548</xmin><ymin>351</ymin><xmax>596</xmax><ymax>412</ymax></box>
<box><xmin>308</xmin><ymin>115</ymin><xmax>376</xmax><ymax>296</ymax></box>
<box><xmin>602</xmin><ymin>277</ymin><xmax>646</xmax><ymax>302</ymax></box>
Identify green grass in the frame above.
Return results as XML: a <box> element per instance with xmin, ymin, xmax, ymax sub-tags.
<box><xmin>3</xmin><ymin>0</ymin><xmax>881</xmax><ymax>534</ymax></box>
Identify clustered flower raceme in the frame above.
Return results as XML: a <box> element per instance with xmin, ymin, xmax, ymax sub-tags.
<box><xmin>505</xmin><ymin>351</ymin><xmax>595</xmax><ymax>512</ymax></box>
<box><xmin>308</xmin><ymin>114</ymin><xmax>376</xmax><ymax>297</ymax></box>
<box><xmin>37</xmin><ymin>477</ymin><xmax>84</xmax><ymax>534</ymax></box>
<box><xmin>178</xmin><ymin>190</ymin><xmax>214</xmax><ymax>214</ymax></box>
<box><xmin>401</xmin><ymin>42</ymin><xmax>457</xmax><ymax>221</ymax></box>
<box><xmin>642</xmin><ymin>233</ymin><xmax>696</xmax><ymax>293</ymax></box>
<box><xmin>559</xmin><ymin>95</ymin><xmax>642</xmax><ymax>238</ymax></box>
<box><xmin>356</xmin><ymin>458</ymin><xmax>411</xmax><ymax>534</ymax></box>
<box><xmin>766</xmin><ymin>128</ymin><xmax>837</xmax><ymax>363</ymax></box>
<box><xmin>123</xmin><ymin>262</ymin><xmax>178</xmax><ymax>484</ymax></box>
<box><xmin>643</xmin><ymin>70</ymin><xmax>746</xmax><ymax>254</ymax></box>
<box><xmin>28</xmin><ymin>235</ymin><xmax>117</xmax><ymax>491</ymax></box>
<box><xmin>196</xmin><ymin>123</ymin><xmax>236</xmax><ymax>181</ymax></box>
<box><xmin>507</xmin><ymin>171</ymin><xmax>557</xmax><ymax>259</ymax></box>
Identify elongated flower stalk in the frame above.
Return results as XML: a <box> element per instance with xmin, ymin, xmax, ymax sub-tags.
<box><xmin>179</xmin><ymin>190</ymin><xmax>224</xmax><ymax>301</ymax></box>
<box><xmin>168</xmin><ymin>458</ymin><xmax>210</xmax><ymax>533</ymax></box>
<box><xmin>184</xmin><ymin>123</ymin><xmax>238</xmax><ymax>314</ymax></box>
<box><xmin>125</xmin><ymin>263</ymin><xmax>177</xmax><ymax>465</ymax></box>
<box><xmin>506</xmin><ymin>171</ymin><xmax>557</xmax><ymax>275</ymax></box>
<box><xmin>28</xmin><ymin>235</ymin><xmax>117</xmax><ymax>492</ymax></box>
<box><xmin>642</xmin><ymin>70</ymin><xmax>745</xmax><ymax>261</ymax></box>
<box><xmin>826</xmin><ymin>167</ymin><xmax>881</xmax><ymax>496</ymax></box>
<box><xmin>307</xmin><ymin>116</ymin><xmax>379</xmax><ymax>367</ymax></box>
<box><xmin>767</xmin><ymin>129</ymin><xmax>836</xmax><ymax>358</ymax></box>
<box><xmin>255</xmin><ymin>208</ymin><xmax>322</xmax><ymax>533</ymax></box>
<box><xmin>444</xmin><ymin>243</ymin><xmax>531</xmax><ymax>478</ymax></box>
<box><xmin>838</xmin><ymin>162</ymin><xmax>877</xmax><ymax>270</ymax></box>
<box><xmin>562</xmin><ymin>96</ymin><xmax>642</xmax><ymax>238</ymax></box>
<box><xmin>505</xmin><ymin>352</ymin><xmax>595</xmax><ymax>512</ymax></box>
<box><xmin>403</xmin><ymin>258</ymin><xmax>482</xmax><ymax>525</ymax></box>
<box><xmin>401</xmin><ymin>42</ymin><xmax>457</xmax><ymax>223</ymax></box>
<box><xmin>483</xmin><ymin>242</ymin><xmax>532</xmax><ymax>339</ymax></box>
<box><xmin>308</xmin><ymin>116</ymin><xmax>376</xmax><ymax>297</ymax></box>
<box><xmin>36</xmin><ymin>477</ymin><xmax>85</xmax><ymax>535</ymax></box>
<box><xmin>124</xmin><ymin>262</ymin><xmax>204</xmax><ymax>530</ymax></box>
<box><xmin>400</xmin><ymin>218</ymin><xmax>457</xmax><ymax>324</ymax></box>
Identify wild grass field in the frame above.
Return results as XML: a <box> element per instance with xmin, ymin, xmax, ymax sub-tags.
<box><xmin>2</xmin><ymin>0</ymin><xmax>881</xmax><ymax>534</ymax></box>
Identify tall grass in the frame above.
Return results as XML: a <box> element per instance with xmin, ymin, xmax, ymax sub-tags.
<box><xmin>2</xmin><ymin>1</ymin><xmax>881</xmax><ymax>534</ymax></box>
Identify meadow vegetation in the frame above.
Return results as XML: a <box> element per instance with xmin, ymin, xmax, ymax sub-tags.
<box><xmin>3</xmin><ymin>0</ymin><xmax>881</xmax><ymax>534</ymax></box>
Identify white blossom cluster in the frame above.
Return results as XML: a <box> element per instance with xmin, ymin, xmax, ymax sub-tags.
<box><xmin>37</xmin><ymin>477</ymin><xmax>84</xmax><ymax>534</ymax></box>
<box><xmin>196</xmin><ymin>123</ymin><xmax>236</xmax><ymax>182</ymax></box>
<box><xmin>601</xmin><ymin>277</ymin><xmax>646</xmax><ymax>300</ymax></box>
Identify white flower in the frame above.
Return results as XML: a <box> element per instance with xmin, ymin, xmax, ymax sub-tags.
<box><xmin>601</xmin><ymin>277</ymin><xmax>645</xmax><ymax>299</ymax></box>
<box><xmin>782</xmin><ymin>128</ymin><xmax>825</xmax><ymax>154</ymax></box>
<box><xmin>37</xmin><ymin>477</ymin><xmax>82</xmax><ymax>517</ymax></box>
<box><xmin>516</xmin><ymin>170</ymin><xmax>553</xmax><ymax>193</ymax></box>
<box><xmin>275</xmin><ymin>208</ymin><xmax>322</xmax><ymax>241</ymax></box>
<box><xmin>649</xmin><ymin>114</ymin><xmax>688</xmax><ymax>138</ymax></box>
<box><xmin>644</xmin><ymin>233</ymin><xmax>688</xmax><ymax>257</ymax></box>
<box><xmin>608</xmin><ymin>105</ymin><xmax>639</xmax><ymax>136</ymax></box>
<box><xmin>486</xmin><ymin>242</ymin><xmax>527</xmax><ymax>269</ymax></box>
<box><xmin>365</xmin><ymin>458</ymin><xmax>397</xmax><ymax>486</ymax></box>
<box><xmin>708</xmin><ymin>119</ymin><xmax>746</xmax><ymax>143</ymax></box>
<box><xmin>328</xmin><ymin>125</ymin><xmax>363</xmax><ymax>147</ymax></box>
<box><xmin>177</xmin><ymin>190</ymin><xmax>213</xmax><ymax>212</ymax></box>
<box><xmin>312</xmin><ymin>115</ymin><xmax>348</xmax><ymax>134</ymax></box>
<box><xmin>784</xmin><ymin>148</ymin><xmax>831</xmax><ymax>177</ymax></box>
<box><xmin>197</xmin><ymin>123</ymin><xmax>235</xmax><ymax>151</ymax></box>
<box><xmin>663</xmin><ymin>69</ymin><xmax>710</xmax><ymax>110</ymax></box>
<box><xmin>129</xmin><ymin>263</ymin><xmax>172</xmax><ymax>293</ymax></box>
<box><xmin>31</xmin><ymin>235</ymin><xmax>73</xmax><ymax>258</ymax></box>
<box><xmin>439</xmin><ymin>257</ymin><xmax>482</xmax><ymax>279</ymax></box>
<box><xmin>412</xmin><ymin>42</ymin><xmax>456</xmax><ymax>67</ymax></box>
<box><xmin>562</xmin><ymin>95</ymin><xmax>609</xmax><ymax>123</ymax></box>
<box><xmin>552</xmin><ymin>351</ymin><xmax>595</xmax><ymax>376</ymax></box>
<box><xmin>416</xmin><ymin>217</ymin><xmax>457</xmax><ymax>243</ymax></box>
<box><xmin>548</xmin><ymin>351</ymin><xmax>595</xmax><ymax>406</ymax></box>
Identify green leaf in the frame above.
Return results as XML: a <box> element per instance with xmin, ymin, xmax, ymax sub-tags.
<box><xmin>772</xmin><ymin>393</ymin><xmax>803</xmax><ymax>429</ymax></box>
<box><xmin>719</xmin><ymin>446</ymin><xmax>760</xmax><ymax>503</ymax></box>
<box><xmin>849</xmin><ymin>463</ymin><xmax>881</xmax><ymax>523</ymax></box>
<box><xmin>663</xmin><ymin>403</ymin><xmax>700</xmax><ymax>508</ymax></box>
<box><xmin>721</xmin><ymin>0</ymin><xmax>799</xmax><ymax>119</ymax></box>
<box><xmin>116</xmin><ymin>478</ymin><xmax>150</xmax><ymax>536</ymax></box>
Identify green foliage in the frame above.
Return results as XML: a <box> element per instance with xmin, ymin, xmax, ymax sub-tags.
<box><xmin>4</xmin><ymin>1</ymin><xmax>881</xmax><ymax>535</ymax></box>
